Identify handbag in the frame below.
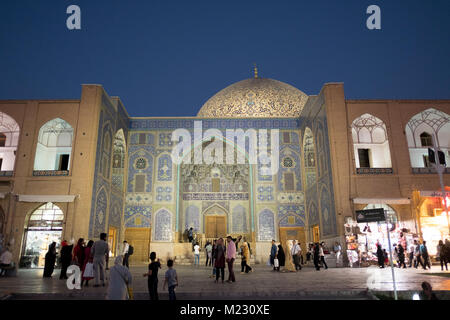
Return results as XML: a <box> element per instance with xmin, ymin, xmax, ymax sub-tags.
<box><xmin>274</xmin><ymin>258</ymin><xmax>279</xmax><ymax>268</ymax></box>
<box><xmin>83</xmin><ymin>262</ymin><xmax>94</xmax><ymax>278</ymax></box>
<box><xmin>127</xmin><ymin>287</ymin><xmax>134</xmax><ymax>300</ymax></box>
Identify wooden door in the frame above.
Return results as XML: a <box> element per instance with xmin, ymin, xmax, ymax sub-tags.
<box><xmin>205</xmin><ymin>216</ymin><xmax>227</xmax><ymax>238</ymax></box>
<box><xmin>206</xmin><ymin>216</ymin><xmax>216</xmax><ymax>238</ymax></box>
<box><xmin>279</xmin><ymin>227</ymin><xmax>307</xmax><ymax>255</ymax></box>
<box><xmin>124</xmin><ymin>227</ymin><xmax>151</xmax><ymax>263</ymax></box>
<box><xmin>108</xmin><ymin>227</ymin><xmax>117</xmax><ymax>256</ymax></box>
<box><xmin>216</xmin><ymin>216</ymin><xmax>226</xmax><ymax>238</ymax></box>
<box><xmin>312</xmin><ymin>225</ymin><xmax>320</xmax><ymax>243</ymax></box>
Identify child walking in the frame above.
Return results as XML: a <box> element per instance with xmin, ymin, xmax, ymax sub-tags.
<box><xmin>143</xmin><ymin>252</ymin><xmax>161</xmax><ymax>300</ymax></box>
<box><xmin>163</xmin><ymin>259</ymin><xmax>178</xmax><ymax>300</ymax></box>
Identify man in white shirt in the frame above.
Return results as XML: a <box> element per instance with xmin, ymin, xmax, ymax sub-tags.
<box><xmin>0</xmin><ymin>247</ymin><xmax>13</xmax><ymax>276</ymax></box>
<box><xmin>291</xmin><ymin>240</ymin><xmax>302</xmax><ymax>271</ymax></box>
<box><xmin>334</xmin><ymin>242</ymin><xmax>342</xmax><ymax>267</ymax></box>
<box><xmin>122</xmin><ymin>240</ymin><xmax>130</xmax><ymax>268</ymax></box>
<box><xmin>193</xmin><ymin>243</ymin><xmax>200</xmax><ymax>266</ymax></box>
<box><xmin>319</xmin><ymin>243</ymin><xmax>328</xmax><ymax>269</ymax></box>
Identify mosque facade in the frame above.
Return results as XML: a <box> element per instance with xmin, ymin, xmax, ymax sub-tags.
<box><xmin>0</xmin><ymin>73</ymin><xmax>449</xmax><ymax>266</ymax></box>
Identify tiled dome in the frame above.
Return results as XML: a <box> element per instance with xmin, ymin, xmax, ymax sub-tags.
<box><xmin>197</xmin><ymin>77</ymin><xmax>308</xmax><ymax>118</ymax></box>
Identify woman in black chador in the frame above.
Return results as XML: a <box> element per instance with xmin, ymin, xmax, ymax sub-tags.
<box><xmin>60</xmin><ymin>243</ymin><xmax>74</xmax><ymax>279</ymax></box>
<box><xmin>276</xmin><ymin>244</ymin><xmax>285</xmax><ymax>271</ymax></box>
<box><xmin>43</xmin><ymin>242</ymin><xmax>57</xmax><ymax>278</ymax></box>
<box><xmin>313</xmin><ymin>243</ymin><xmax>321</xmax><ymax>271</ymax></box>
<box><xmin>376</xmin><ymin>244</ymin><xmax>385</xmax><ymax>268</ymax></box>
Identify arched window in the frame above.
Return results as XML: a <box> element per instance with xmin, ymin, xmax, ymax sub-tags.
<box><xmin>0</xmin><ymin>133</ymin><xmax>6</xmax><ymax>147</ymax></box>
<box><xmin>33</xmin><ymin>118</ymin><xmax>73</xmax><ymax>171</ymax></box>
<box><xmin>405</xmin><ymin>108</ymin><xmax>450</xmax><ymax>169</ymax></box>
<box><xmin>419</xmin><ymin>132</ymin><xmax>433</xmax><ymax>147</ymax></box>
<box><xmin>21</xmin><ymin>202</ymin><xmax>64</xmax><ymax>268</ymax></box>
<box><xmin>0</xmin><ymin>112</ymin><xmax>20</xmax><ymax>172</ymax></box>
<box><xmin>351</xmin><ymin>114</ymin><xmax>392</xmax><ymax>172</ymax></box>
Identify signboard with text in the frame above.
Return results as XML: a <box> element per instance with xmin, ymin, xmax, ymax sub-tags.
<box><xmin>355</xmin><ymin>208</ymin><xmax>385</xmax><ymax>223</ymax></box>
<box><xmin>420</xmin><ymin>190</ymin><xmax>450</xmax><ymax>198</ymax></box>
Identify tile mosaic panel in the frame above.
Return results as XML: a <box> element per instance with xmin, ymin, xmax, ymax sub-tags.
<box><xmin>278</xmin><ymin>204</ymin><xmax>305</xmax><ymax>227</ymax></box>
<box><xmin>257</xmin><ymin>186</ymin><xmax>274</xmax><ymax>201</ymax></box>
<box><xmin>258</xmin><ymin>209</ymin><xmax>275</xmax><ymax>241</ymax></box>
<box><xmin>154</xmin><ymin>209</ymin><xmax>172</xmax><ymax>241</ymax></box>
<box><xmin>157</xmin><ymin>153</ymin><xmax>173</xmax><ymax>181</ymax></box>
<box><xmin>232</xmin><ymin>205</ymin><xmax>247</xmax><ymax>233</ymax></box>
<box><xmin>124</xmin><ymin>205</ymin><xmax>151</xmax><ymax>228</ymax></box>
<box><xmin>185</xmin><ymin>205</ymin><xmax>200</xmax><ymax>232</ymax></box>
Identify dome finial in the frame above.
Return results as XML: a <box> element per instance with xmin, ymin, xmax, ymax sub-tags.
<box><xmin>253</xmin><ymin>63</ymin><xmax>258</xmax><ymax>79</ymax></box>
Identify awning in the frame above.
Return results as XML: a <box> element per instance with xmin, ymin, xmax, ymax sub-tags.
<box><xmin>18</xmin><ymin>195</ymin><xmax>78</xmax><ymax>203</ymax></box>
<box><xmin>352</xmin><ymin>198</ymin><xmax>410</xmax><ymax>205</ymax></box>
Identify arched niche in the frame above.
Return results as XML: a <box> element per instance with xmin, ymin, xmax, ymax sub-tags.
<box><xmin>405</xmin><ymin>108</ymin><xmax>450</xmax><ymax>168</ymax></box>
<box><xmin>0</xmin><ymin>112</ymin><xmax>20</xmax><ymax>171</ymax></box>
<box><xmin>351</xmin><ymin>113</ymin><xmax>392</xmax><ymax>169</ymax></box>
<box><xmin>33</xmin><ymin>118</ymin><xmax>73</xmax><ymax>171</ymax></box>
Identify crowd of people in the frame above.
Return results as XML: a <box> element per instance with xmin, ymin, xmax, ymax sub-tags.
<box><xmin>1</xmin><ymin>231</ymin><xmax>448</xmax><ymax>300</ymax></box>
<box><xmin>373</xmin><ymin>239</ymin><xmax>450</xmax><ymax>271</ymax></box>
<box><xmin>270</xmin><ymin>240</ymin><xmax>334</xmax><ymax>272</ymax></box>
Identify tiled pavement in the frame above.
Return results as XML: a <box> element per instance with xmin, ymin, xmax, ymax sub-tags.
<box><xmin>1</xmin><ymin>263</ymin><xmax>449</xmax><ymax>300</ymax></box>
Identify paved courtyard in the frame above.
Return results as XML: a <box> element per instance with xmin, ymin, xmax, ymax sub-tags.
<box><xmin>1</xmin><ymin>263</ymin><xmax>449</xmax><ymax>300</ymax></box>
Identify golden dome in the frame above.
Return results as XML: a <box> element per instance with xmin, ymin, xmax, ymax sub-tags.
<box><xmin>197</xmin><ymin>77</ymin><xmax>308</xmax><ymax>118</ymax></box>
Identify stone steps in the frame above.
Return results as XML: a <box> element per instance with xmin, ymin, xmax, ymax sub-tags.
<box><xmin>174</xmin><ymin>252</ymin><xmax>256</xmax><ymax>265</ymax></box>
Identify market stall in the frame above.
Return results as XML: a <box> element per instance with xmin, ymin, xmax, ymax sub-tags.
<box><xmin>344</xmin><ymin>218</ymin><xmax>417</xmax><ymax>267</ymax></box>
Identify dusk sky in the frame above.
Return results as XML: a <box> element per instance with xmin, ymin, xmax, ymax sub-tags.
<box><xmin>0</xmin><ymin>0</ymin><xmax>449</xmax><ymax>117</ymax></box>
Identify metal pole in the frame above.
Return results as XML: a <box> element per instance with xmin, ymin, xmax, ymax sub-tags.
<box><xmin>432</xmin><ymin>134</ymin><xmax>450</xmax><ymax>235</ymax></box>
<box><xmin>437</xmin><ymin>169</ymin><xmax>450</xmax><ymax>235</ymax></box>
<box><xmin>385</xmin><ymin>210</ymin><xmax>398</xmax><ymax>300</ymax></box>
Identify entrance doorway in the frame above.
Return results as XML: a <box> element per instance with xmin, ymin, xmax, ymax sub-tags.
<box><xmin>21</xmin><ymin>202</ymin><xmax>64</xmax><ymax>268</ymax></box>
<box><xmin>205</xmin><ymin>216</ymin><xmax>227</xmax><ymax>238</ymax></box>
<box><xmin>312</xmin><ymin>225</ymin><xmax>320</xmax><ymax>243</ymax></box>
<box><xmin>108</xmin><ymin>226</ymin><xmax>117</xmax><ymax>256</ymax></box>
<box><xmin>124</xmin><ymin>227</ymin><xmax>150</xmax><ymax>263</ymax></box>
<box><xmin>279</xmin><ymin>227</ymin><xmax>307</xmax><ymax>255</ymax></box>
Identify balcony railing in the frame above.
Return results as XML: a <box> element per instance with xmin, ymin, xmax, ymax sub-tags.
<box><xmin>32</xmin><ymin>170</ymin><xmax>69</xmax><ymax>176</ymax></box>
<box><xmin>0</xmin><ymin>171</ymin><xmax>14</xmax><ymax>177</ymax></box>
<box><xmin>356</xmin><ymin>168</ymin><xmax>393</xmax><ymax>174</ymax></box>
<box><xmin>412</xmin><ymin>167</ymin><xmax>450</xmax><ymax>174</ymax></box>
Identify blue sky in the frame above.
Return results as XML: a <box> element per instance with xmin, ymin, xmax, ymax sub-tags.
<box><xmin>0</xmin><ymin>0</ymin><xmax>449</xmax><ymax>117</ymax></box>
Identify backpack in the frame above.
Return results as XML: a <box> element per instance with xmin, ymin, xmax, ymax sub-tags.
<box><xmin>128</xmin><ymin>245</ymin><xmax>134</xmax><ymax>255</ymax></box>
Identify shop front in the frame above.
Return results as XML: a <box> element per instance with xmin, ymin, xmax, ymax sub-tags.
<box><xmin>20</xmin><ymin>202</ymin><xmax>64</xmax><ymax>268</ymax></box>
<box><xmin>417</xmin><ymin>191</ymin><xmax>450</xmax><ymax>256</ymax></box>
<box><xmin>345</xmin><ymin>203</ymin><xmax>416</xmax><ymax>267</ymax></box>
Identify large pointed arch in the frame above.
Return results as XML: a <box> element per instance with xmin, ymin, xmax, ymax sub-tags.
<box><xmin>405</xmin><ymin>108</ymin><xmax>450</xmax><ymax>169</ymax></box>
<box><xmin>351</xmin><ymin>113</ymin><xmax>392</xmax><ymax>171</ymax></box>
<box><xmin>33</xmin><ymin>118</ymin><xmax>73</xmax><ymax>171</ymax></box>
<box><xmin>0</xmin><ymin>111</ymin><xmax>20</xmax><ymax>172</ymax></box>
